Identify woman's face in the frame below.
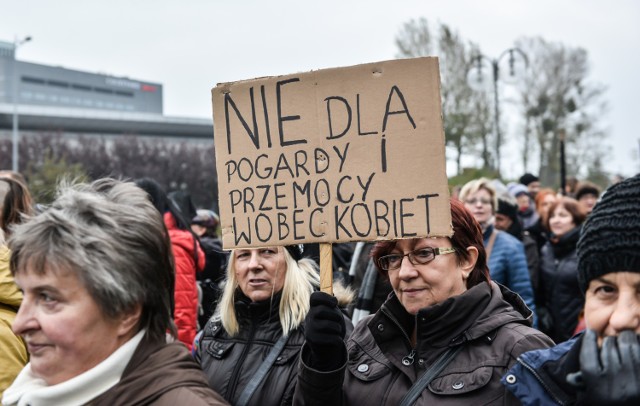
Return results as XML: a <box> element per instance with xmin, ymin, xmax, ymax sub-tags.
<box><xmin>579</xmin><ymin>194</ymin><xmax>598</xmax><ymax>214</ymax></box>
<box><xmin>548</xmin><ymin>204</ymin><xmax>576</xmax><ymax>237</ymax></box>
<box><xmin>539</xmin><ymin>194</ymin><xmax>557</xmax><ymax>216</ymax></box>
<box><xmin>463</xmin><ymin>188</ymin><xmax>493</xmax><ymax>226</ymax></box>
<box><xmin>235</xmin><ymin>247</ymin><xmax>287</xmax><ymax>302</ymax></box>
<box><xmin>516</xmin><ymin>194</ymin><xmax>530</xmax><ymax>211</ymax></box>
<box><xmin>494</xmin><ymin>213</ymin><xmax>513</xmax><ymax>231</ymax></box>
<box><xmin>12</xmin><ymin>267</ymin><xmax>136</xmax><ymax>385</ymax></box>
<box><xmin>584</xmin><ymin>272</ymin><xmax>640</xmax><ymax>345</ymax></box>
<box><xmin>386</xmin><ymin>237</ymin><xmax>474</xmax><ymax>315</ymax></box>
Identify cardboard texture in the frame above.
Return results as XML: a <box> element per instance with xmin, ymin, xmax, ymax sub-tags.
<box><xmin>212</xmin><ymin>57</ymin><xmax>452</xmax><ymax>249</ymax></box>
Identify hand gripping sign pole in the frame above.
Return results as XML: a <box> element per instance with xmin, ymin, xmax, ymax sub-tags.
<box><xmin>212</xmin><ymin>57</ymin><xmax>453</xmax><ymax>295</ymax></box>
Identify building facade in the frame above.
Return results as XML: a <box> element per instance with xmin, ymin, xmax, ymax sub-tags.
<box><xmin>0</xmin><ymin>39</ymin><xmax>212</xmax><ymax>139</ymax></box>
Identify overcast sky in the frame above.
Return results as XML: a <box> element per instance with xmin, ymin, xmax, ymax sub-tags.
<box><xmin>2</xmin><ymin>0</ymin><xmax>638</xmax><ymax>178</ymax></box>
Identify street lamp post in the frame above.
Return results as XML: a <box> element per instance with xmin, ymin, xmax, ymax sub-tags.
<box><xmin>11</xmin><ymin>35</ymin><xmax>32</xmax><ymax>173</ymax></box>
<box><xmin>559</xmin><ymin>129</ymin><xmax>567</xmax><ymax>196</ymax></box>
<box><xmin>468</xmin><ymin>48</ymin><xmax>528</xmax><ymax>176</ymax></box>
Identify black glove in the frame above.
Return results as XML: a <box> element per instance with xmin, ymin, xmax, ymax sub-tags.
<box><xmin>304</xmin><ymin>291</ymin><xmax>346</xmax><ymax>371</ymax></box>
<box><xmin>576</xmin><ymin>329</ymin><xmax>640</xmax><ymax>405</ymax></box>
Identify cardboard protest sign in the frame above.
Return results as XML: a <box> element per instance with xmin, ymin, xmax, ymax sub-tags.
<box><xmin>212</xmin><ymin>57</ymin><xmax>452</xmax><ymax>250</ymax></box>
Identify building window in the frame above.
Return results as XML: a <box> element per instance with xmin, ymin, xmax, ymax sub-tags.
<box><xmin>22</xmin><ymin>76</ymin><xmax>46</xmax><ymax>85</ymax></box>
<box><xmin>72</xmin><ymin>84</ymin><xmax>91</xmax><ymax>91</ymax></box>
<box><xmin>47</xmin><ymin>80</ymin><xmax>69</xmax><ymax>88</ymax></box>
<box><xmin>94</xmin><ymin>87</ymin><xmax>113</xmax><ymax>94</ymax></box>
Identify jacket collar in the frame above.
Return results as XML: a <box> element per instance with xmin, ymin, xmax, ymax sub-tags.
<box><xmin>415</xmin><ymin>282</ymin><xmax>493</xmax><ymax>348</ymax></box>
<box><xmin>549</xmin><ymin>226</ymin><xmax>581</xmax><ymax>258</ymax></box>
<box><xmin>234</xmin><ymin>289</ymin><xmax>282</xmax><ymax>322</ymax></box>
<box><xmin>374</xmin><ymin>281</ymin><xmax>531</xmax><ymax>350</ymax></box>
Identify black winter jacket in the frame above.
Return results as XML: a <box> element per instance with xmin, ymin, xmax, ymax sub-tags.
<box><xmin>196</xmin><ymin>291</ymin><xmax>353</xmax><ymax>406</ymax></box>
<box><xmin>196</xmin><ymin>292</ymin><xmax>304</xmax><ymax>406</ymax></box>
<box><xmin>539</xmin><ymin>227</ymin><xmax>583</xmax><ymax>343</ymax></box>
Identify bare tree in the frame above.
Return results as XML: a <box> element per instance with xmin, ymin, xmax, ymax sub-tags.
<box><xmin>395</xmin><ymin>19</ymin><xmax>493</xmax><ymax>174</ymax></box>
<box><xmin>1</xmin><ymin>133</ymin><xmax>219</xmax><ymax>209</ymax></box>
<box><xmin>395</xmin><ymin>17</ymin><xmax>433</xmax><ymax>57</ymax></box>
<box><xmin>516</xmin><ymin>37</ymin><xmax>607</xmax><ymax>187</ymax></box>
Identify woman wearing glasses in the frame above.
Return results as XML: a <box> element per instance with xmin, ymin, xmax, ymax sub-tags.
<box><xmin>459</xmin><ymin>178</ymin><xmax>537</xmax><ymax>325</ymax></box>
<box><xmin>295</xmin><ymin>198</ymin><xmax>553</xmax><ymax>405</ymax></box>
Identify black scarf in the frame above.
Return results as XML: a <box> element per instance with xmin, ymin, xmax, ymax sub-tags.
<box><xmin>550</xmin><ymin>226</ymin><xmax>581</xmax><ymax>258</ymax></box>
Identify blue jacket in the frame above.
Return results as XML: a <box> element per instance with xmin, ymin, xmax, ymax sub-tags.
<box><xmin>484</xmin><ymin>225</ymin><xmax>537</xmax><ymax>324</ymax></box>
<box><xmin>502</xmin><ymin>334</ymin><xmax>582</xmax><ymax>406</ymax></box>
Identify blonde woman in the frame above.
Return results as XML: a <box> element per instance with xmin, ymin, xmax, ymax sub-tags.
<box><xmin>195</xmin><ymin>246</ymin><xmax>352</xmax><ymax>406</ymax></box>
<box><xmin>459</xmin><ymin>178</ymin><xmax>537</xmax><ymax>323</ymax></box>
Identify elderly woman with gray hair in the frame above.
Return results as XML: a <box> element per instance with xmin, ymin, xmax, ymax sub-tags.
<box><xmin>2</xmin><ymin>179</ymin><xmax>227</xmax><ymax>406</ymax></box>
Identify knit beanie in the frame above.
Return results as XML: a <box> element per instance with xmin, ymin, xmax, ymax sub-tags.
<box><xmin>507</xmin><ymin>183</ymin><xmax>529</xmax><ymax>198</ymax></box>
<box><xmin>497</xmin><ymin>198</ymin><xmax>518</xmax><ymax>222</ymax></box>
<box><xmin>577</xmin><ymin>173</ymin><xmax>640</xmax><ymax>292</ymax></box>
<box><xmin>519</xmin><ymin>173</ymin><xmax>539</xmax><ymax>187</ymax></box>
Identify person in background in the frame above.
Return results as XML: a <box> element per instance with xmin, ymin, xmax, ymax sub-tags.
<box><xmin>301</xmin><ymin>243</ymin><xmax>356</xmax><ymax>284</ymax></box>
<box><xmin>0</xmin><ymin>171</ymin><xmax>27</xmax><ymax>186</ymax></box>
<box><xmin>519</xmin><ymin>173</ymin><xmax>541</xmax><ymax>200</ymax></box>
<box><xmin>195</xmin><ymin>245</ymin><xmax>353</xmax><ymax>406</ymax></box>
<box><xmin>346</xmin><ymin>242</ymin><xmax>393</xmax><ymax>325</ymax></box>
<box><xmin>575</xmin><ymin>181</ymin><xmax>601</xmax><ymax>215</ymax></box>
<box><xmin>296</xmin><ymin>199</ymin><xmax>552</xmax><ymax>405</ymax></box>
<box><xmin>459</xmin><ymin>179</ymin><xmax>537</xmax><ymax>322</ymax></box>
<box><xmin>135</xmin><ymin>178</ymin><xmax>205</xmax><ymax>350</ymax></box>
<box><xmin>503</xmin><ymin>173</ymin><xmax>640</xmax><ymax>405</ymax></box>
<box><xmin>527</xmin><ymin>188</ymin><xmax>557</xmax><ymax>251</ymax></box>
<box><xmin>2</xmin><ymin>179</ymin><xmax>227</xmax><ymax>406</ymax></box>
<box><xmin>495</xmin><ymin>196</ymin><xmax>540</xmax><ymax>294</ymax></box>
<box><xmin>508</xmin><ymin>183</ymin><xmax>539</xmax><ymax>230</ymax></box>
<box><xmin>537</xmin><ymin>197</ymin><xmax>587</xmax><ymax>343</ymax></box>
<box><xmin>191</xmin><ymin>209</ymin><xmax>228</xmax><ymax>328</ymax></box>
<box><xmin>564</xmin><ymin>176</ymin><xmax>579</xmax><ymax>198</ymax></box>
<box><xmin>0</xmin><ymin>177</ymin><xmax>32</xmax><ymax>398</ymax></box>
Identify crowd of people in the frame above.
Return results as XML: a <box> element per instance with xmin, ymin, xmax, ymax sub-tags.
<box><xmin>0</xmin><ymin>169</ymin><xmax>638</xmax><ymax>405</ymax></box>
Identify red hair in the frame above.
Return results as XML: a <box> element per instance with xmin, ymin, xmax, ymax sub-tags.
<box><xmin>371</xmin><ymin>198</ymin><xmax>490</xmax><ymax>288</ymax></box>
<box><xmin>534</xmin><ymin>188</ymin><xmax>556</xmax><ymax>212</ymax></box>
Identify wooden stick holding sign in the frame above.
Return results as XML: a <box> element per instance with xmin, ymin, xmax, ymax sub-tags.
<box><xmin>319</xmin><ymin>243</ymin><xmax>333</xmax><ymax>295</ymax></box>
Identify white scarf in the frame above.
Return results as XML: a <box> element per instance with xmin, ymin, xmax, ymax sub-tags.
<box><xmin>2</xmin><ymin>330</ymin><xmax>145</xmax><ymax>406</ymax></box>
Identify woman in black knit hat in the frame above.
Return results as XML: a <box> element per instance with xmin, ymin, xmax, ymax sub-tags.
<box><xmin>503</xmin><ymin>173</ymin><xmax>640</xmax><ymax>405</ymax></box>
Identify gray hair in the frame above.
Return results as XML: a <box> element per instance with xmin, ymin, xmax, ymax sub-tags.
<box><xmin>9</xmin><ymin>178</ymin><xmax>175</xmax><ymax>343</ymax></box>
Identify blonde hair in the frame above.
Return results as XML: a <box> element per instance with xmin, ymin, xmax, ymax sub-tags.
<box><xmin>458</xmin><ymin>177</ymin><xmax>497</xmax><ymax>213</ymax></box>
<box><xmin>215</xmin><ymin>247</ymin><xmax>320</xmax><ymax>336</ymax></box>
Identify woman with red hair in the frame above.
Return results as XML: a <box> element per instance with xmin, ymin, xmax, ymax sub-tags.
<box><xmin>296</xmin><ymin>199</ymin><xmax>553</xmax><ymax>405</ymax></box>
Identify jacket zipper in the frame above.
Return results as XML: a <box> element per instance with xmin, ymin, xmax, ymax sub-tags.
<box><xmin>381</xmin><ymin>307</ymin><xmax>415</xmax><ymax>365</ymax></box>
<box><xmin>516</xmin><ymin>356</ymin><xmax>566</xmax><ymax>406</ymax></box>
<box><xmin>228</xmin><ymin>320</ymin><xmax>257</xmax><ymax>401</ymax></box>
